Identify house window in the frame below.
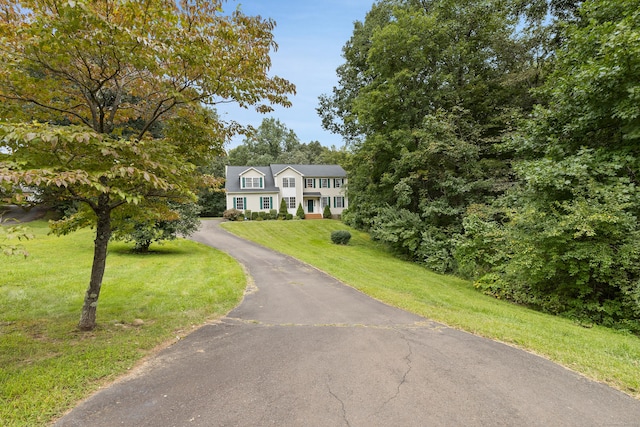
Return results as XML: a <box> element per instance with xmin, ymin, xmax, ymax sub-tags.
<box><xmin>305</xmin><ymin>178</ymin><xmax>314</xmax><ymax>188</ymax></box>
<box><xmin>334</xmin><ymin>178</ymin><xmax>343</xmax><ymax>188</ymax></box>
<box><xmin>284</xmin><ymin>197</ymin><xmax>296</xmax><ymax>209</ymax></box>
<box><xmin>334</xmin><ymin>196</ymin><xmax>345</xmax><ymax>208</ymax></box>
<box><xmin>321</xmin><ymin>196</ymin><xmax>330</xmax><ymax>208</ymax></box>
<box><xmin>282</xmin><ymin>177</ymin><xmax>295</xmax><ymax>188</ymax></box>
<box><xmin>262</xmin><ymin>197</ymin><xmax>271</xmax><ymax>210</ymax></box>
<box><xmin>236</xmin><ymin>198</ymin><xmax>244</xmax><ymax>210</ymax></box>
<box><xmin>242</xmin><ymin>177</ymin><xmax>262</xmax><ymax>189</ymax></box>
<box><xmin>320</xmin><ymin>178</ymin><xmax>329</xmax><ymax>188</ymax></box>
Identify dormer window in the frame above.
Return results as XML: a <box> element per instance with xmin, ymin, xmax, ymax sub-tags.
<box><xmin>242</xmin><ymin>177</ymin><xmax>263</xmax><ymax>189</ymax></box>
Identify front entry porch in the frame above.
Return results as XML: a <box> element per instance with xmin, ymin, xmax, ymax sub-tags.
<box><xmin>303</xmin><ymin>194</ymin><xmax>323</xmax><ymax>219</ymax></box>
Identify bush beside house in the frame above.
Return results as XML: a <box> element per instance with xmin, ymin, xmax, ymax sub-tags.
<box><xmin>323</xmin><ymin>205</ymin><xmax>332</xmax><ymax>219</ymax></box>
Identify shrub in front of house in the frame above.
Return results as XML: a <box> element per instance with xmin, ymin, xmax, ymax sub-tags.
<box><xmin>286</xmin><ymin>213</ymin><xmax>293</xmax><ymax>220</ymax></box>
<box><xmin>296</xmin><ymin>203</ymin><xmax>305</xmax><ymax>219</ymax></box>
<box><xmin>245</xmin><ymin>210</ymin><xmax>252</xmax><ymax>220</ymax></box>
<box><xmin>223</xmin><ymin>209</ymin><xmax>244</xmax><ymax>221</ymax></box>
<box><xmin>331</xmin><ymin>230</ymin><xmax>351</xmax><ymax>245</ymax></box>
<box><xmin>251</xmin><ymin>212</ymin><xmax>259</xmax><ymax>220</ymax></box>
<box><xmin>269</xmin><ymin>209</ymin><xmax>277</xmax><ymax>220</ymax></box>
<box><xmin>323</xmin><ymin>205</ymin><xmax>332</xmax><ymax>219</ymax></box>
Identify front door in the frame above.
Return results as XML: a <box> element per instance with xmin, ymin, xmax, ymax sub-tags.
<box><xmin>307</xmin><ymin>200</ymin><xmax>314</xmax><ymax>213</ymax></box>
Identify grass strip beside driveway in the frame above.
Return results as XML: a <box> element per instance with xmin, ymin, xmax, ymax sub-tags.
<box><xmin>0</xmin><ymin>221</ymin><xmax>246</xmax><ymax>426</ymax></box>
<box><xmin>222</xmin><ymin>220</ymin><xmax>640</xmax><ymax>399</ymax></box>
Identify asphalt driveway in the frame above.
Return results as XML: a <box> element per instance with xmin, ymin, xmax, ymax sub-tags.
<box><xmin>54</xmin><ymin>219</ymin><xmax>640</xmax><ymax>426</ymax></box>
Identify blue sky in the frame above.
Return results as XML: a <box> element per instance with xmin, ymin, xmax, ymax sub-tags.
<box><xmin>219</xmin><ymin>0</ymin><xmax>374</xmax><ymax>149</ymax></box>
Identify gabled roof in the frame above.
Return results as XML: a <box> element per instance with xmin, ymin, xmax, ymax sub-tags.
<box><xmin>225</xmin><ymin>164</ymin><xmax>347</xmax><ymax>193</ymax></box>
<box><xmin>238</xmin><ymin>167</ymin><xmax>266</xmax><ymax>176</ymax></box>
<box><xmin>225</xmin><ymin>166</ymin><xmax>279</xmax><ymax>193</ymax></box>
<box><xmin>270</xmin><ymin>164</ymin><xmax>346</xmax><ymax>177</ymax></box>
<box><xmin>271</xmin><ymin>165</ymin><xmax>303</xmax><ymax>177</ymax></box>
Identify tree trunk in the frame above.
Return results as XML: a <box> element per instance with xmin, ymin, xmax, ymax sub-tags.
<box><xmin>78</xmin><ymin>199</ymin><xmax>112</xmax><ymax>331</ymax></box>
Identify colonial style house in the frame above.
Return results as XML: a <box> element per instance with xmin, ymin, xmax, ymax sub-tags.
<box><xmin>225</xmin><ymin>164</ymin><xmax>347</xmax><ymax>218</ymax></box>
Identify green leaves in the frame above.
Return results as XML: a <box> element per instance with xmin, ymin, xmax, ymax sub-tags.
<box><xmin>462</xmin><ymin>0</ymin><xmax>640</xmax><ymax>330</ymax></box>
<box><xmin>0</xmin><ymin>0</ymin><xmax>294</xmax><ymax>138</ymax></box>
<box><xmin>1</xmin><ymin>122</ymin><xmax>197</xmax><ymax>228</ymax></box>
<box><xmin>0</xmin><ymin>219</ymin><xmax>33</xmax><ymax>257</ymax></box>
<box><xmin>0</xmin><ymin>0</ymin><xmax>294</xmax><ymax>330</ymax></box>
<box><xmin>324</xmin><ymin>0</ymin><xmax>535</xmax><ymax>273</ymax></box>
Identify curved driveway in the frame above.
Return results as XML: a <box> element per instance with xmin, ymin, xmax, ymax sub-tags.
<box><xmin>55</xmin><ymin>220</ymin><xmax>640</xmax><ymax>426</ymax></box>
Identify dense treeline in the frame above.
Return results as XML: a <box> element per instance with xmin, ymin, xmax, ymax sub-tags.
<box><xmin>319</xmin><ymin>0</ymin><xmax>640</xmax><ymax>331</ymax></box>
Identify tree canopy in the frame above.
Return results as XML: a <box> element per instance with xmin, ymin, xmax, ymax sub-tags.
<box><xmin>0</xmin><ymin>0</ymin><xmax>294</xmax><ymax>330</ymax></box>
<box><xmin>319</xmin><ymin>0</ymin><xmax>536</xmax><ymax>270</ymax></box>
<box><xmin>319</xmin><ymin>0</ymin><xmax>640</xmax><ymax>330</ymax></box>
<box><xmin>227</xmin><ymin>117</ymin><xmax>349</xmax><ymax>166</ymax></box>
<box><xmin>463</xmin><ymin>0</ymin><xmax>640</xmax><ymax>328</ymax></box>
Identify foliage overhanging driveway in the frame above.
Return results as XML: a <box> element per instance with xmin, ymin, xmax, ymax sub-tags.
<box><xmin>55</xmin><ymin>220</ymin><xmax>640</xmax><ymax>426</ymax></box>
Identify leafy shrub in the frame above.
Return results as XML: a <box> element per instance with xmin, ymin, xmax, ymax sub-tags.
<box><xmin>286</xmin><ymin>213</ymin><xmax>293</xmax><ymax>220</ymax></box>
<box><xmin>331</xmin><ymin>230</ymin><xmax>351</xmax><ymax>245</ymax></box>
<box><xmin>251</xmin><ymin>211</ymin><xmax>259</xmax><ymax>220</ymax></box>
<box><xmin>323</xmin><ymin>205</ymin><xmax>332</xmax><ymax>219</ymax></box>
<box><xmin>245</xmin><ymin>210</ymin><xmax>251</xmax><ymax>220</ymax></box>
<box><xmin>223</xmin><ymin>208</ymin><xmax>243</xmax><ymax>221</ymax></box>
<box><xmin>370</xmin><ymin>207</ymin><xmax>424</xmax><ymax>259</ymax></box>
<box><xmin>296</xmin><ymin>203</ymin><xmax>305</xmax><ymax>219</ymax></box>
<box><xmin>111</xmin><ymin>201</ymin><xmax>201</xmax><ymax>253</ymax></box>
<box><xmin>454</xmin><ymin>204</ymin><xmax>508</xmax><ymax>279</ymax></box>
<box><xmin>269</xmin><ymin>209</ymin><xmax>277</xmax><ymax>220</ymax></box>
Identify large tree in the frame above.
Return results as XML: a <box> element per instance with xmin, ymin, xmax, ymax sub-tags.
<box><xmin>0</xmin><ymin>0</ymin><xmax>294</xmax><ymax>330</ymax></box>
<box><xmin>318</xmin><ymin>0</ymin><xmax>535</xmax><ymax>271</ymax></box>
<box><xmin>463</xmin><ymin>0</ymin><xmax>640</xmax><ymax>328</ymax></box>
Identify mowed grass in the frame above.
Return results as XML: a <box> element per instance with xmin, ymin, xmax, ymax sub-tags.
<box><xmin>0</xmin><ymin>221</ymin><xmax>245</xmax><ymax>426</ymax></box>
<box><xmin>222</xmin><ymin>219</ymin><xmax>640</xmax><ymax>399</ymax></box>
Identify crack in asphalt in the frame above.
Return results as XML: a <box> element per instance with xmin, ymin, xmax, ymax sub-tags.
<box><xmin>374</xmin><ymin>330</ymin><xmax>414</xmax><ymax>416</ymax></box>
<box><xmin>327</xmin><ymin>378</ymin><xmax>351</xmax><ymax>427</ymax></box>
<box><xmin>391</xmin><ymin>332</ymin><xmax>414</xmax><ymax>401</ymax></box>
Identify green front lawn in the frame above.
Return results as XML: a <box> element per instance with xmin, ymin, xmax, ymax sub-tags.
<box><xmin>0</xmin><ymin>221</ymin><xmax>246</xmax><ymax>426</ymax></box>
<box><xmin>222</xmin><ymin>219</ymin><xmax>640</xmax><ymax>399</ymax></box>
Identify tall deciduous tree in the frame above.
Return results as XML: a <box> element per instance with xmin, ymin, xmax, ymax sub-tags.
<box><xmin>319</xmin><ymin>0</ymin><xmax>535</xmax><ymax>271</ymax></box>
<box><xmin>0</xmin><ymin>0</ymin><xmax>294</xmax><ymax>330</ymax></box>
<box><xmin>464</xmin><ymin>0</ymin><xmax>640</xmax><ymax>328</ymax></box>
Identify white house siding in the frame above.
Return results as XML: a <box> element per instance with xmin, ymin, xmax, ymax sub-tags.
<box><xmin>225</xmin><ymin>164</ymin><xmax>347</xmax><ymax>217</ymax></box>
<box><xmin>226</xmin><ymin>193</ymin><xmax>278</xmax><ymax>213</ymax></box>
<box><xmin>303</xmin><ymin>177</ymin><xmax>347</xmax><ymax>215</ymax></box>
<box><xmin>276</xmin><ymin>169</ymin><xmax>304</xmax><ymax>214</ymax></box>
